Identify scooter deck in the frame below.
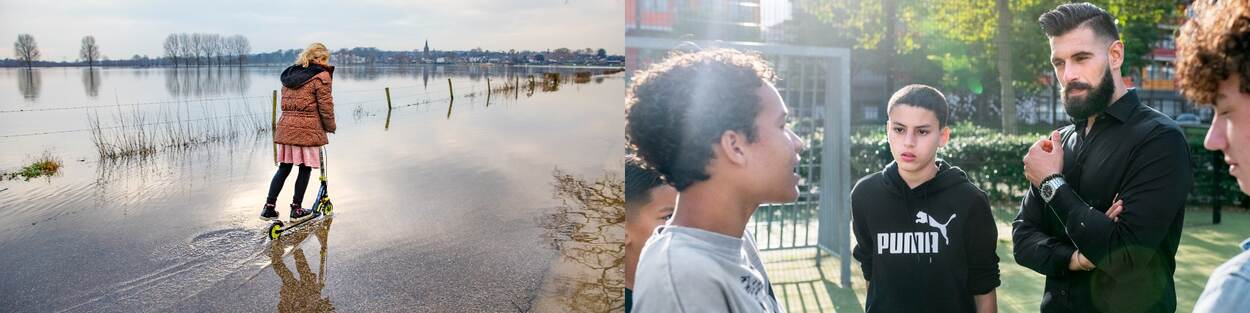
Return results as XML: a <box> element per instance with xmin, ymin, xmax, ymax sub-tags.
<box><xmin>267</xmin><ymin>212</ymin><xmax>323</xmax><ymax>239</ymax></box>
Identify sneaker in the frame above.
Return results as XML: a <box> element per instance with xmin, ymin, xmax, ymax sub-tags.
<box><xmin>259</xmin><ymin>204</ymin><xmax>279</xmax><ymax>221</ymax></box>
<box><xmin>290</xmin><ymin>203</ymin><xmax>314</xmax><ymax>222</ymax></box>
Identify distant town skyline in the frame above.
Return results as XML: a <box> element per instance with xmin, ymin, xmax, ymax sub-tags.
<box><xmin>0</xmin><ymin>0</ymin><xmax>623</xmax><ymax>61</ymax></box>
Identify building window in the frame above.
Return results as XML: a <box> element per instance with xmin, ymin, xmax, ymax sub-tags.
<box><xmin>643</xmin><ymin>0</ymin><xmax>668</xmax><ymax>13</ymax></box>
<box><xmin>863</xmin><ymin>105</ymin><xmax>879</xmax><ymax>121</ymax></box>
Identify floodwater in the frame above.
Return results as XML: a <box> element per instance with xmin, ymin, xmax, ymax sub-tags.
<box><xmin>0</xmin><ymin>65</ymin><xmax>624</xmax><ymax>312</ymax></box>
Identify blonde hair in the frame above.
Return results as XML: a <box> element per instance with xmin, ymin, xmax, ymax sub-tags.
<box><xmin>294</xmin><ymin>42</ymin><xmax>330</xmax><ymax>67</ymax></box>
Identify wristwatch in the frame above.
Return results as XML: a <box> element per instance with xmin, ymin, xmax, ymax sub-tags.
<box><xmin>1040</xmin><ymin>175</ymin><xmax>1066</xmax><ymax>203</ymax></box>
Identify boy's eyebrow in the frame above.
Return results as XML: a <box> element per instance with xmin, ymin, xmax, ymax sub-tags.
<box><xmin>655</xmin><ymin>206</ymin><xmax>675</xmax><ymax>216</ymax></box>
<box><xmin>889</xmin><ymin>121</ymin><xmax>933</xmax><ymax>128</ymax></box>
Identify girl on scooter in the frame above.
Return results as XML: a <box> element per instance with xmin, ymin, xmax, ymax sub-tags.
<box><xmin>261</xmin><ymin>42</ymin><xmax>336</xmax><ymax>222</ymax></box>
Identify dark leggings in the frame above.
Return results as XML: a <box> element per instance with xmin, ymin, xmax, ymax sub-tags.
<box><xmin>266</xmin><ymin>163</ymin><xmax>312</xmax><ymax>207</ymax></box>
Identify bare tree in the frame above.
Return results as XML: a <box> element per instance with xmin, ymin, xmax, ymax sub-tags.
<box><xmin>198</xmin><ymin>33</ymin><xmax>209</xmax><ymax>66</ymax></box>
<box><xmin>177</xmin><ymin>33</ymin><xmax>194</xmax><ymax>66</ymax></box>
<box><xmin>227</xmin><ymin>35</ymin><xmax>250</xmax><ymax>66</ymax></box>
<box><xmin>240</xmin><ymin>35</ymin><xmax>251</xmax><ymax>65</ymax></box>
<box><xmin>181</xmin><ymin>33</ymin><xmax>194</xmax><ymax>66</ymax></box>
<box><xmin>216</xmin><ymin>35</ymin><xmax>224</xmax><ymax>65</ymax></box>
<box><xmin>219</xmin><ymin>36</ymin><xmax>233</xmax><ymax>66</ymax></box>
<box><xmin>80</xmin><ymin>35</ymin><xmax>101</xmax><ymax>67</ymax></box>
<box><xmin>164</xmin><ymin>34</ymin><xmax>180</xmax><ymax>67</ymax></box>
<box><xmin>189</xmin><ymin>33</ymin><xmax>205</xmax><ymax>66</ymax></box>
<box><xmin>201</xmin><ymin>34</ymin><xmax>213</xmax><ymax>66</ymax></box>
<box><xmin>207</xmin><ymin>33</ymin><xmax>223</xmax><ymax>66</ymax></box>
<box><xmin>14</xmin><ymin>34</ymin><xmax>40</xmax><ymax>69</ymax></box>
<box><xmin>207</xmin><ymin>34</ymin><xmax>216</xmax><ymax>66</ymax></box>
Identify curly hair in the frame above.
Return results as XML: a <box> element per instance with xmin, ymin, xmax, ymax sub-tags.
<box><xmin>295</xmin><ymin>42</ymin><xmax>330</xmax><ymax>67</ymax></box>
<box><xmin>625</xmin><ymin>156</ymin><xmax>666</xmax><ymax>212</ymax></box>
<box><xmin>625</xmin><ymin>48</ymin><xmax>776</xmax><ymax>191</ymax></box>
<box><xmin>1176</xmin><ymin>0</ymin><xmax>1250</xmax><ymax>105</ymax></box>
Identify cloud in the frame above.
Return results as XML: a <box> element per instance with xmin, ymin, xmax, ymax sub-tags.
<box><xmin>0</xmin><ymin>0</ymin><xmax>624</xmax><ymax>60</ymax></box>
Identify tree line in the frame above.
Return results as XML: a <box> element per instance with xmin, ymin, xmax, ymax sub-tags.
<box><xmin>11</xmin><ymin>33</ymin><xmax>616</xmax><ymax>68</ymax></box>
<box><xmin>163</xmin><ymin>33</ymin><xmax>251</xmax><ymax>67</ymax></box>
<box><xmin>11</xmin><ymin>33</ymin><xmax>250</xmax><ymax>68</ymax></box>
<box><xmin>791</xmin><ymin>0</ymin><xmax>1175</xmax><ymax>134</ymax></box>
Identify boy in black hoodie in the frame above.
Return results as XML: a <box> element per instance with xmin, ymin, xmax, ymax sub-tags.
<box><xmin>850</xmin><ymin>84</ymin><xmax>1000</xmax><ymax>313</ymax></box>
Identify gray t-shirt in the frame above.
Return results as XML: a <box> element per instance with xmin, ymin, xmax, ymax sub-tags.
<box><xmin>632</xmin><ymin>225</ymin><xmax>785</xmax><ymax>313</ymax></box>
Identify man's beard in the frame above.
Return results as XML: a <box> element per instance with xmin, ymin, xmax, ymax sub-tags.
<box><xmin>1061</xmin><ymin>65</ymin><xmax>1115</xmax><ymax>120</ymax></box>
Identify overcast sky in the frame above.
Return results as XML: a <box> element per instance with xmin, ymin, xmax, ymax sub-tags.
<box><xmin>0</xmin><ymin>0</ymin><xmax>624</xmax><ymax>61</ymax></box>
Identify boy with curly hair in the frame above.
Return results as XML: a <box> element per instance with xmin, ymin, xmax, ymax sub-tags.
<box><xmin>1175</xmin><ymin>0</ymin><xmax>1250</xmax><ymax>311</ymax></box>
<box><xmin>626</xmin><ymin>48</ymin><xmax>803</xmax><ymax>312</ymax></box>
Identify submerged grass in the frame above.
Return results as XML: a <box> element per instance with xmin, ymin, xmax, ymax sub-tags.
<box><xmin>88</xmin><ymin>98</ymin><xmax>270</xmax><ymax>160</ymax></box>
<box><xmin>488</xmin><ymin>76</ymin><xmax>531</xmax><ymax>97</ymax></box>
<box><xmin>2</xmin><ymin>150</ymin><xmax>63</xmax><ymax>181</ymax></box>
<box><xmin>573</xmin><ymin>71</ymin><xmax>592</xmax><ymax>84</ymax></box>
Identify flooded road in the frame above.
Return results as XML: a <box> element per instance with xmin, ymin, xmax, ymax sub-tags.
<box><xmin>0</xmin><ymin>66</ymin><xmax>624</xmax><ymax>312</ymax></box>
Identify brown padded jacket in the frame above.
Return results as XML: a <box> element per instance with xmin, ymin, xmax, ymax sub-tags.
<box><xmin>274</xmin><ymin>64</ymin><xmax>336</xmax><ymax>146</ymax></box>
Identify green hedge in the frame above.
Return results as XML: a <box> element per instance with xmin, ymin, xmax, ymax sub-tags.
<box><xmin>1186</xmin><ymin>130</ymin><xmax>1248</xmax><ymax>207</ymax></box>
<box><xmin>845</xmin><ymin>122</ymin><xmax>1243</xmax><ymax>207</ymax></box>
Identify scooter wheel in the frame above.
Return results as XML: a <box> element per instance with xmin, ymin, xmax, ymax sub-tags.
<box><xmin>321</xmin><ymin>199</ymin><xmax>334</xmax><ymax>216</ymax></box>
<box><xmin>268</xmin><ymin>221</ymin><xmax>284</xmax><ymax>240</ymax></box>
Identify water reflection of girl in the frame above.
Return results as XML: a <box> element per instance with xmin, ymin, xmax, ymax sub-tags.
<box><xmin>260</xmin><ymin>42</ymin><xmax>337</xmax><ymax>222</ymax></box>
<box><xmin>268</xmin><ymin>217</ymin><xmax>334</xmax><ymax>312</ymax></box>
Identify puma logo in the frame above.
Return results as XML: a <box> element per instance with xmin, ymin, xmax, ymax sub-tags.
<box><xmin>874</xmin><ymin>211</ymin><xmax>958</xmax><ymax>255</ymax></box>
<box><xmin>915</xmin><ymin>211</ymin><xmax>956</xmax><ymax>245</ymax></box>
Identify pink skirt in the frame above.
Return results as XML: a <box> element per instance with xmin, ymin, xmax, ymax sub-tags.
<box><xmin>276</xmin><ymin>144</ymin><xmax>321</xmax><ymax>168</ymax></box>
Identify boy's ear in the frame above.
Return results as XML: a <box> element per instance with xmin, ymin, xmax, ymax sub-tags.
<box><xmin>718</xmin><ymin>130</ymin><xmax>749</xmax><ymax>167</ymax></box>
<box><xmin>940</xmin><ymin>126</ymin><xmax>951</xmax><ymax>147</ymax></box>
<box><xmin>883</xmin><ymin>121</ymin><xmax>893</xmax><ymax>142</ymax></box>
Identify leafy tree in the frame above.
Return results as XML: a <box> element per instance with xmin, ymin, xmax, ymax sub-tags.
<box><xmin>798</xmin><ymin>0</ymin><xmax>1177</xmax><ymax>132</ymax></box>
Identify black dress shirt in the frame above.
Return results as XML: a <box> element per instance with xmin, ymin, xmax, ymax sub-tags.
<box><xmin>1012</xmin><ymin>89</ymin><xmax>1194</xmax><ymax>313</ymax></box>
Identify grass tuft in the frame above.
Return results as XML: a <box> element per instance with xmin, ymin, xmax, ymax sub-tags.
<box><xmin>2</xmin><ymin>150</ymin><xmax>63</xmax><ymax>181</ymax></box>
